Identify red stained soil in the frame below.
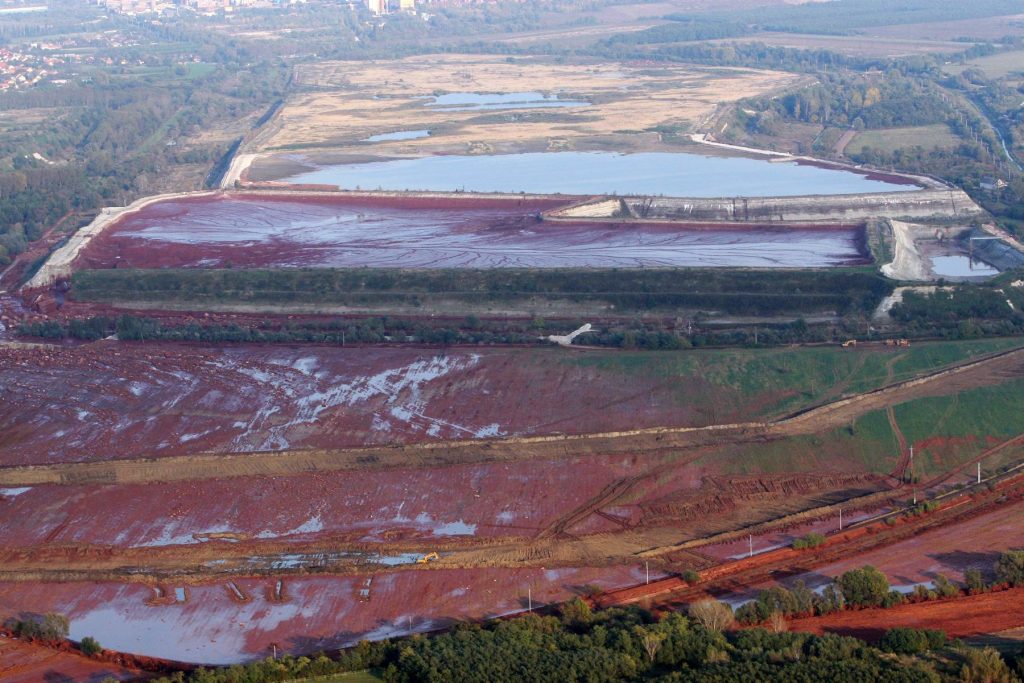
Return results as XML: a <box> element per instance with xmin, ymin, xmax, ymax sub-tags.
<box><xmin>71</xmin><ymin>192</ymin><xmax>867</xmax><ymax>270</ymax></box>
<box><xmin>803</xmin><ymin>498</ymin><xmax>1024</xmax><ymax>587</ymax></box>
<box><xmin>0</xmin><ymin>636</ymin><xmax>141</xmax><ymax>682</ymax></box>
<box><xmin>0</xmin><ymin>343</ymin><xmax>787</xmax><ymax>466</ymax></box>
<box><xmin>787</xmin><ymin>587</ymin><xmax>1024</xmax><ymax>642</ymax></box>
<box><xmin>0</xmin><ymin>453</ymin><xmax>650</xmax><ymax>547</ymax></box>
<box><xmin>0</xmin><ymin>566</ymin><xmax>658</xmax><ymax>665</ymax></box>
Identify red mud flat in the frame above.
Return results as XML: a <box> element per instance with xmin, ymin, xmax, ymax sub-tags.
<box><xmin>0</xmin><ymin>635</ymin><xmax>141</xmax><ymax>683</ymax></box>
<box><xmin>0</xmin><ymin>452</ymin><xmax>669</xmax><ymax>546</ymax></box>
<box><xmin>72</xmin><ymin>193</ymin><xmax>867</xmax><ymax>269</ymax></box>
<box><xmin>0</xmin><ymin>565</ymin><xmax>659</xmax><ymax>665</ymax></box>
<box><xmin>0</xmin><ymin>343</ymin><xmax>783</xmax><ymax>466</ymax></box>
<box><xmin>787</xmin><ymin>587</ymin><xmax>1024</xmax><ymax>642</ymax></box>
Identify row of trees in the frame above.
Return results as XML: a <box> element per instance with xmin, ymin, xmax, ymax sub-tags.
<box><xmin>736</xmin><ymin>552</ymin><xmax>1024</xmax><ymax>627</ymax></box>
<box><xmin>145</xmin><ymin>589</ymin><xmax>1024</xmax><ymax>683</ymax></box>
<box><xmin>18</xmin><ymin>312</ymin><xmax>861</xmax><ymax>351</ymax></box>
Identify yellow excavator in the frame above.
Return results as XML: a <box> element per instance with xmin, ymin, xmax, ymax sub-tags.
<box><xmin>416</xmin><ymin>552</ymin><xmax>439</xmax><ymax>564</ymax></box>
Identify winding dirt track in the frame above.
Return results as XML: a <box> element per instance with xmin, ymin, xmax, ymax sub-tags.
<box><xmin>2</xmin><ymin>345</ymin><xmax>1023</xmax><ymax>488</ymax></box>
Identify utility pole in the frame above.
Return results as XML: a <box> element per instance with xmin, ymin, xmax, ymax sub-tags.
<box><xmin>748</xmin><ymin>534</ymin><xmax>753</xmax><ymax>558</ymax></box>
<box><xmin>839</xmin><ymin>507</ymin><xmax>843</xmax><ymax>531</ymax></box>
<box><xmin>978</xmin><ymin>462</ymin><xmax>982</xmax><ymax>484</ymax></box>
<box><xmin>910</xmin><ymin>445</ymin><xmax>916</xmax><ymax>505</ymax></box>
<box><xmin>528</xmin><ymin>587</ymin><xmax>532</xmax><ymax>612</ymax></box>
<box><xmin>645</xmin><ymin>561</ymin><xmax>649</xmax><ymax>585</ymax></box>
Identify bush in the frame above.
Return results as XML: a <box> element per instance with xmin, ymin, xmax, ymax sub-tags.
<box><xmin>881</xmin><ymin>590</ymin><xmax>906</xmax><ymax>608</ymax></box>
<box><xmin>838</xmin><ymin>566</ymin><xmax>890</xmax><ymax>607</ymax></box>
<box><xmin>995</xmin><ymin>550</ymin><xmax>1024</xmax><ymax>586</ymax></box>
<box><xmin>959</xmin><ymin>645</ymin><xmax>1017</xmax><ymax>683</ymax></box>
<box><xmin>933</xmin><ymin>574</ymin><xmax>961</xmax><ymax>599</ymax></box>
<box><xmin>681</xmin><ymin>570</ymin><xmax>700</xmax><ymax>584</ymax></box>
<box><xmin>8</xmin><ymin>613</ymin><xmax>70</xmax><ymax>642</ymax></box>
<box><xmin>792</xmin><ymin>532</ymin><xmax>826</xmax><ymax>550</ymax></box>
<box><xmin>879</xmin><ymin>627</ymin><xmax>946</xmax><ymax>654</ymax></box>
<box><xmin>560</xmin><ymin>597</ymin><xmax>592</xmax><ymax>626</ymax></box>
<box><xmin>688</xmin><ymin>599</ymin><xmax>734</xmax><ymax>632</ymax></box>
<box><xmin>80</xmin><ymin>636</ymin><xmax>102</xmax><ymax>656</ymax></box>
<box><xmin>813</xmin><ymin>584</ymin><xmax>846</xmax><ymax>615</ymax></box>
<box><xmin>965</xmin><ymin>568</ymin><xmax>987</xmax><ymax>593</ymax></box>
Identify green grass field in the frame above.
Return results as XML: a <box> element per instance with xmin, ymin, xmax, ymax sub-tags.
<box><xmin>944</xmin><ymin>50</ymin><xmax>1024</xmax><ymax>78</ymax></box>
<box><xmin>617</xmin><ymin>339</ymin><xmax>1024</xmax><ymax>479</ymax></box>
<box><xmin>288</xmin><ymin>671</ymin><xmax>384</xmax><ymax>683</ymax></box>
<box><xmin>567</xmin><ymin>338</ymin><xmax>1024</xmax><ymax>420</ymax></box>
<box><xmin>846</xmin><ymin>124</ymin><xmax>961</xmax><ymax>155</ymax></box>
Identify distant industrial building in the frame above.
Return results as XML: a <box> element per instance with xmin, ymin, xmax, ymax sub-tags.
<box><xmin>367</xmin><ymin>0</ymin><xmax>386</xmax><ymax>14</ymax></box>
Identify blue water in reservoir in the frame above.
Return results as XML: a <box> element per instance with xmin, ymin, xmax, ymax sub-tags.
<box><xmin>363</xmin><ymin>129</ymin><xmax>431</xmax><ymax>142</ymax></box>
<box><xmin>283</xmin><ymin>151</ymin><xmax>918</xmax><ymax>197</ymax></box>
<box><xmin>425</xmin><ymin>91</ymin><xmax>589</xmax><ymax>111</ymax></box>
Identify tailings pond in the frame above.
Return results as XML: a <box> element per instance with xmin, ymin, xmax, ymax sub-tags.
<box><xmin>280</xmin><ymin>151</ymin><xmax>920</xmax><ymax>197</ymax></box>
<box><xmin>76</xmin><ymin>194</ymin><xmax>868</xmax><ymax>270</ymax></box>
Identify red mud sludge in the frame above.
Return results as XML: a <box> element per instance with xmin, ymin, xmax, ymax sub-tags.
<box><xmin>0</xmin><ymin>344</ymin><xmax>781</xmax><ymax>466</ymax></box>
<box><xmin>0</xmin><ymin>567</ymin><xmax>656</xmax><ymax>665</ymax></box>
<box><xmin>74</xmin><ymin>193</ymin><xmax>868</xmax><ymax>270</ymax></box>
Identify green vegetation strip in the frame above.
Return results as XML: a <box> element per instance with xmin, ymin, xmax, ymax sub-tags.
<box><xmin>71</xmin><ymin>268</ymin><xmax>892</xmax><ymax>316</ymax></box>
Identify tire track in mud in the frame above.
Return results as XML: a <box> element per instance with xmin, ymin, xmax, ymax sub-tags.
<box><xmin>537</xmin><ymin>474</ymin><xmax>646</xmax><ymax>540</ymax></box>
<box><xmin>3</xmin><ymin>346</ymin><xmax>1024</xmax><ymax>487</ymax></box>
<box><xmin>883</xmin><ymin>353</ymin><xmax>911</xmax><ymax>480</ymax></box>
<box><xmin>887</xmin><ymin>405</ymin><xmax>910</xmax><ymax>479</ymax></box>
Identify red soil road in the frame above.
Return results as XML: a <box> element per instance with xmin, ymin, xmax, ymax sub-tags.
<box><xmin>71</xmin><ymin>192</ymin><xmax>867</xmax><ymax>270</ymax></box>
<box><xmin>787</xmin><ymin>587</ymin><xmax>1024</xmax><ymax>642</ymax></box>
<box><xmin>0</xmin><ymin>565</ymin><xmax>660</xmax><ymax>665</ymax></box>
<box><xmin>0</xmin><ymin>636</ymin><xmax>141</xmax><ymax>682</ymax></box>
<box><xmin>0</xmin><ymin>343</ymin><xmax>798</xmax><ymax>466</ymax></box>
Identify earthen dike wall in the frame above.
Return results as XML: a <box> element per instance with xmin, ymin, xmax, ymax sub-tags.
<box><xmin>547</xmin><ymin>188</ymin><xmax>985</xmax><ymax>224</ymax></box>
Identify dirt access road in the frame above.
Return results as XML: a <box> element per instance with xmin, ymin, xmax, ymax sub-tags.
<box><xmin>788</xmin><ymin>587</ymin><xmax>1024</xmax><ymax>642</ymax></box>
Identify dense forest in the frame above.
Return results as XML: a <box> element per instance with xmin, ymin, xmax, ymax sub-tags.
<box><xmin>0</xmin><ymin>8</ymin><xmax>290</xmax><ymax>269</ymax></box>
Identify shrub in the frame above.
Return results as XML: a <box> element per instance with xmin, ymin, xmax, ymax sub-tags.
<box><xmin>560</xmin><ymin>597</ymin><xmax>592</xmax><ymax>626</ymax></box>
<box><xmin>965</xmin><ymin>568</ymin><xmax>987</xmax><ymax>593</ymax></box>
<box><xmin>688</xmin><ymin>599</ymin><xmax>734</xmax><ymax>632</ymax></box>
<box><xmin>80</xmin><ymin>636</ymin><xmax>102</xmax><ymax>656</ymax></box>
<box><xmin>8</xmin><ymin>613</ymin><xmax>70</xmax><ymax>642</ymax></box>
<box><xmin>959</xmin><ymin>646</ymin><xmax>1017</xmax><ymax>683</ymax></box>
<box><xmin>838</xmin><ymin>566</ymin><xmax>890</xmax><ymax>607</ymax></box>
<box><xmin>933</xmin><ymin>574</ymin><xmax>961</xmax><ymax>599</ymax></box>
<box><xmin>681</xmin><ymin>570</ymin><xmax>700</xmax><ymax>584</ymax></box>
<box><xmin>995</xmin><ymin>550</ymin><xmax>1024</xmax><ymax>586</ymax></box>
<box><xmin>813</xmin><ymin>584</ymin><xmax>845</xmax><ymax>615</ymax></box>
<box><xmin>881</xmin><ymin>590</ymin><xmax>906</xmax><ymax>608</ymax></box>
<box><xmin>879</xmin><ymin>627</ymin><xmax>946</xmax><ymax>654</ymax></box>
<box><xmin>792</xmin><ymin>532</ymin><xmax>826</xmax><ymax>550</ymax></box>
